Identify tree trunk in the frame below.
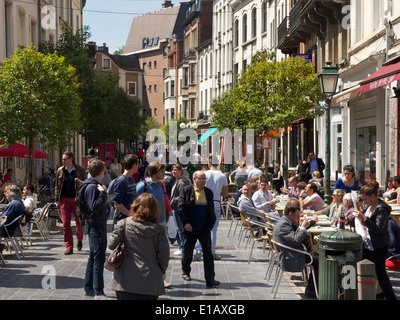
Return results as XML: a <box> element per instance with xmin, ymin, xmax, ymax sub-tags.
<box><xmin>27</xmin><ymin>137</ymin><xmax>36</xmax><ymax>185</ymax></box>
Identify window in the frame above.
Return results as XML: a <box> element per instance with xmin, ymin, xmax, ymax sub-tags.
<box><xmin>190</xmin><ymin>64</ymin><xmax>196</xmax><ymax>84</ymax></box>
<box><xmin>184</xmin><ymin>68</ymin><xmax>189</xmax><ymax>87</ymax></box>
<box><xmin>149</xmin><ymin>61</ymin><xmax>152</xmax><ymax>69</ymax></box>
<box><xmin>148</xmin><ymin>85</ymin><xmax>152</xmax><ymax>93</ymax></box>
<box><xmin>356</xmin><ymin>126</ymin><xmax>376</xmax><ymax>184</ymax></box>
<box><xmin>234</xmin><ymin>19</ymin><xmax>239</xmax><ymax>47</ymax></box>
<box><xmin>143</xmin><ymin>63</ymin><xmax>147</xmax><ymax>74</ymax></box>
<box><xmin>154</xmin><ymin>108</ymin><xmax>157</xmax><ymax>116</ymax></box>
<box><xmin>154</xmin><ymin>61</ymin><xmax>157</xmax><ymax>69</ymax></box>
<box><xmin>252</xmin><ymin>7</ymin><xmax>257</xmax><ymax>38</ymax></box>
<box><xmin>154</xmin><ymin>37</ymin><xmax>159</xmax><ymax>45</ymax></box>
<box><xmin>128</xmin><ymin>82</ymin><xmax>136</xmax><ymax>95</ymax></box>
<box><xmin>103</xmin><ymin>59</ymin><xmax>110</xmax><ymax>69</ymax></box>
<box><xmin>243</xmin><ymin>14</ymin><xmax>247</xmax><ymax>43</ymax></box>
<box><xmin>262</xmin><ymin>2</ymin><xmax>267</xmax><ymax>33</ymax></box>
<box><xmin>154</xmin><ymin>84</ymin><xmax>157</xmax><ymax>92</ymax></box>
<box><xmin>171</xmin><ymin>80</ymin><xmax>175</xmax><ymax>96</ymax></box>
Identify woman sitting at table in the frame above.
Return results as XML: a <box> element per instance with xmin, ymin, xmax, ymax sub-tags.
<box><xmin>334</xmin><ymin>165</ymin><xmax>359</xmax><ymax>193</ymax></box>
<box><xmin>383</xmin><ymin>177</ymin><xmax>396</xmax><ymax>200</ymax></box>
<box><xmin>314</xmin><ymin>189</ymin><xmax>346</xmax><ymax>225</ymax></box>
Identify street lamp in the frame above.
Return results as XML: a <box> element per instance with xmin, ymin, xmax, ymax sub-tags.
<box><xmin>318</xmin><ymin>61</ymin><xmax>339</xmax><ymax>206</ymax></box>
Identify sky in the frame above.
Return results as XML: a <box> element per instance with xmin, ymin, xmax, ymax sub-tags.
<box><xmin>83</xmin><ymin>0</ymin><xmax>168</xmax><ymax>53</ymax></box>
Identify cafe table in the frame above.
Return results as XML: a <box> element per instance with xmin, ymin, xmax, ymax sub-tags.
<box><xmin>307</xmin><ymin>226</ymin><xmax>337</xmax><ymax>253</ymax></box>
<box><xmin>391</xmin><ymin>211</ymin><xmax>400</xmax><ymax>225</ymax></box>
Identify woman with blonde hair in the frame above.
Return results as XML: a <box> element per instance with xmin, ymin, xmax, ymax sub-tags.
<box><xmin>108</xmin><ymin>193</ymin><xmax>170</xmax><ymax>300</ymax></box>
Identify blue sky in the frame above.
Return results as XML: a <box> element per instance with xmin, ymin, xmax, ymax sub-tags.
<box><xmin>83</xmin><ymin>0</ymin><xmax>166</xmax><ymax>53</ymax></box>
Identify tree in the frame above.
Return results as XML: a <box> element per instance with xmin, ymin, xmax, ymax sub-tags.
<box><xmin>0</xmin><ymin>45</ymin><xmax>81</xmax><ymax>183</ymax></box>
<box><xmin>40</xmin><ymin>25</ymin><xmax>147</xmax><ymax>151</ymax></box>
<box><xmin>211</xmin><ymin>50</ymin><xmax>323</xmax><ymax>169</ymax></box>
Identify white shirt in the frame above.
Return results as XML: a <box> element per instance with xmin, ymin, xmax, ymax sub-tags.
<box><xmin>252</xmin><ymin>189</ymin><xmax>275</xmax><ymax>213</ymax></box>
<box><xmin>24</xmin><ymin>195</ymin><xmax>37</xmax><ymax>213</ymax></box>
<box><xmin>205</xmin><ymin>169</ymin><xmax>228</xmax><ymax>209</ymax></box>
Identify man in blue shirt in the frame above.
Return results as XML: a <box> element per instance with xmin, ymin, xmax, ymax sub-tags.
<box><xmin>304</xmin><ymin>152</ymin><xmax>325</xmax><ymax>183</ymax></box>
<box><xmin>136</xmin><ymin>162</ymin><xmax>167</xmax><ymax>224</ymax></box>
<box><xmin>112</xmin><ymin>154</ymin><xmax>138</xmax><ymax>222</ymax></box>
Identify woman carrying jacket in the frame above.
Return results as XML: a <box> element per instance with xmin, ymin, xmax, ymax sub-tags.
<box><xmin>355</xmin><ymin>182</ymin><xmax>397</xmax><ymax>300</ymax></box>
<box><xmin>108</xmin><ymin>193</ymin><xmax>170</xmax><ymax>300</ymax></box>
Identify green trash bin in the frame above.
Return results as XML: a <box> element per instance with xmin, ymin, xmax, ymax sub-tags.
<box><xmin>318</xmin><ymin>230</ymin><xmax>363</xmax><ymax>300</ymax></box>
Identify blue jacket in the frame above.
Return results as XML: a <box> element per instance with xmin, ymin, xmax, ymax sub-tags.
<box><xmin>0</xmin><ymin>199</ymin><xmax>26</xmax><ymax>236</ymax></box>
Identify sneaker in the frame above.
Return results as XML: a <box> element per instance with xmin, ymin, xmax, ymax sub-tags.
<box><xmin>84</xmin><ymin>289</ymin><xmax>95</xmax><ymax>297</ymax></box>
<box><xmin>173</xmin><ymin>249</ymin><xmax>182</xmax><ymax>255</ymax></box>
<box><xmin>164</xmin><ymin>281</ymin><xmax>172</xmax><ymax>288</ymax></box>
<box><xmin>182</xmin><ymin>274</ymin><xmax>192</xmax><ymax>281</ymax></box>
<box><xmin>213</xmin><ymin>254</ymin><xmax>222</xmax><ymax>260</ymax></box>
<box><xmin>94</xmin><ymin>295</ymin><xmax>111</xmax><ymax>300</ymax></box>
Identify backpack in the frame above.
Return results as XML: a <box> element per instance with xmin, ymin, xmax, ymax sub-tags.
<box><xmin>76</xmin><ymin>182</ymin><xmax>98</xmax><ymax>226</ymax></box>
<box><xmin>107</xmin><ymin>179</ymin><xmax>117</xmax><ymax>208</ymax></box>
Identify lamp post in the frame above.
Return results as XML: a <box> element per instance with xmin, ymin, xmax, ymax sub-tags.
<box><xmin>318</xmin><ymin>61</ymin><xmax>339</xmax><ymax>206</ymax></box>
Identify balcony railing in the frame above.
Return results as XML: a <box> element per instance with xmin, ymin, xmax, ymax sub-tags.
<box><xmin>278</xmin><ymin>16</ymin><xmax>289</xmax><ymax>46</ymax></box>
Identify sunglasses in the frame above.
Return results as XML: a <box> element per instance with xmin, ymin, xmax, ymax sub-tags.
<box><xmin>62</xmin><ymin>158</ymin><xmax>70</xmax><ymax>161</ymax></box>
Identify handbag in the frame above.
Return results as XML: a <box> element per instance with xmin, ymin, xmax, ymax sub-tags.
<box><xmin>104</xmin><ymin>219</ymin><xmax>126</xmax><ymax>272</ymax></box>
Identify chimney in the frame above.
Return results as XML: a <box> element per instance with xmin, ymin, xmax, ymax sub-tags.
<box><xmin>98</xmin><ymin>42</ymin><xmax>109</xmax><ymax>53</ymax></box>
<box><xmin>162</xmin><ymin>1</ymin><xmax>173</xmax><ymax>8</ymax></box>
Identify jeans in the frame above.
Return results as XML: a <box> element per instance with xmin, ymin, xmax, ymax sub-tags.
<box><xmin>196</xmin><ymin>205</ymin><xmax>221</xmax><ymax>256</ymax></box>
<box><xmin>84</xmin><ymin>223</ymin><xmax>107</xmax><ymax>296</ymax></box>
<box><xmin>173</xmin><ymin>210</ymin><xmax>184</xmax><ymax>251</ymax></box>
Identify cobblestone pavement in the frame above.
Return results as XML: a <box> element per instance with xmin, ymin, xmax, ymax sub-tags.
<box><xmin>0</xmin><ymin>215</ymin><xmax>399</xmax><ymax>302</ymax></box>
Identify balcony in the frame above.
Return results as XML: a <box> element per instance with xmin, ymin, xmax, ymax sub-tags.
<box><xmin>277</xmin><ymin>0</ymin><xmax>348</xmax><ymax>54</ymax></box>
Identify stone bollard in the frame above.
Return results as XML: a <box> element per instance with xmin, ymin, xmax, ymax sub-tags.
<box><xmin>357</xmin><ymin>259</ymin><xmax>376</xmax><ymax>300</ymax></box>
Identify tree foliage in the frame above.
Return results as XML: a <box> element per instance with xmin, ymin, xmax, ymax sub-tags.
<box><xmin>211</xmin><ymin>50</ymin><xmax>324</xmax><ymax>134</ymax></box>
<box><xmin>0</xmin><ymin>44</ymin><xmax>81</xmax><ymax>148</ymax></box>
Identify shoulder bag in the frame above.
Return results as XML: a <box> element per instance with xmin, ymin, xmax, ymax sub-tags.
<box><xmin>104</xmin><ymin>219</ymin><xmax>127</xmax><ymax>272</ymax></box>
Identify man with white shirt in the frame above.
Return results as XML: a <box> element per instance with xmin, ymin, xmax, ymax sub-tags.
<box><xmin>22</xmin><ymin>185</ymin><xmax>37</xmax><ymax>214</ymax></box>
<box><xmin>195</xmin><ymin>161</ymin><xmax>228</xmax><ymax>260</ymax></box>
<box><xmin>252</xmin><ymin>179</ymin><xmax>280</xmax><ymax>221</ymax></box>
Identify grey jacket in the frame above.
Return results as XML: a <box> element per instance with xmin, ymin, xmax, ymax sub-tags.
<box><xmin>273</xmin><ymin>216</ymin><xmax>307</xmax><ymax>272</ymax></box>
<box><xmin>108</xmin><ymin>217</ymin><xmax>170</xmax><ymax>296</ymax></box>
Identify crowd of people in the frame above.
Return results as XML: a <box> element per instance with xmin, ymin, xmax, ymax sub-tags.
<box><xmin>1</xmin><ymin>147</ymin><xmax>400</xmax><ymax>301</ymax></box>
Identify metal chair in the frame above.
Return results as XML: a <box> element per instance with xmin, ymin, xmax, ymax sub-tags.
<box><xmin>226</xmin><ymin>204</ymin><xmax>242</xmax><ymax>237</ymax></box>
<box><xmin>29</xmin><ymin>204</ymin><xmax>52</xmax><ymax>241</ymax></box>
<box><xmin>270</xmin><ymin>240</ymin><xmax>318</xmax><ymax>299</ymax></box>
<box><xmin>245</xmin><ymin>216</ymin><xmax>269</xmax><ymax>263</ymax></box>
<box><xmin>1</xmin><ymin>215</ymin><xmax>25</xmax><ymax>259</ymax></box>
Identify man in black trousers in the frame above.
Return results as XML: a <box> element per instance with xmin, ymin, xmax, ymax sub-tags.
<box><xmin>177</xmin><ymin>170</ymin><xmax>220</xmax><ymax>288</ymax></box>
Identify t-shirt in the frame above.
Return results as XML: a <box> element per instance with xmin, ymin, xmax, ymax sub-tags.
<box><xmin>113</xmin><ymin>175</ymin><xmax>136</xmax><ymax>221</ymax></box>
<box><xmin>136</xmin><ymin>179</ymin><xmax>165</xmax><ymax>223</ymax></box>
<box><xmin>305</xmin><ymin>193</ymin><xmax>325</xmax><ymax>211</ymax></box>
<box><xmin>205</xmin><ymin>169</ymin><xmax>228</xmax><ymax>210</ymax></box>
<box><xmin>334</xmin><ymin>178</ymin><xmax>359</xmax><ymax>193</ymax></box>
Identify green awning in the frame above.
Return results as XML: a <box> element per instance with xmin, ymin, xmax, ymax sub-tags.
<box><xmin>198</xmin><ymin>127</ymin><xmax>218</xmax><ymax>144</ymax></box>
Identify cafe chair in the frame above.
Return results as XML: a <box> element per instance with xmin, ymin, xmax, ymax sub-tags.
<box><xmin>245</xmin><ymin>217</ymin><xmax>269</xmax><ymax>264</ymax></box>
<box><xmin>271</xmin><ymin>240</ymin><xmax>318</xmax><ymax>299</ymax></box>
<box><xmin>0</xmin><ymin>215</ymin><xmax>26</xmax><ymax>259</ymax></box>
<box><xmin>29</xmin><ymin>204</ymin><xmax>52</xmax><ymax>241</ymax></box>
<box><xmin>227</xmin><ymin>204</ymin><xmax>241</xmax><ymax>237</ymax></box>
<box><xmin>237</xmin><ymin>211</ymin><xmax>252</xmax><ymax>248</ymax></box>
<box><xmin>265</xmin><ymin>231</ymin><xmax>277</xmax><ymax>281</ymax></box>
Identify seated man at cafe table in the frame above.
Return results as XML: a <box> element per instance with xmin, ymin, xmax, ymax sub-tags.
<box><xmin>273</xmin><ymin>199</ymin><xmax>319</xmax><ymax>298</ymax></box>
<box><xmin>280</xmin><ymin>176</ymin><xmax>299</xmax><ymax>199</ymax></box>
<box><xmin>299</xmin><ymin>182</ymin><xmax>325</xmax><ymax>212</ymax></box>
<box><xmin>252</xmin><ymin>178</ymin><xmax>280</xmax><ymax>221</ymax></box>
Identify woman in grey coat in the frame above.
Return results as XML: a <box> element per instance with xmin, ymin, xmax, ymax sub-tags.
<box><xmin>108</xmin><ymin>193</ymin><xmax>170</xmax><ymax>300</ymax></box>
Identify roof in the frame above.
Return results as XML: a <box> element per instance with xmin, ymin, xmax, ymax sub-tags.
<box><xmin>97</xmin><ymin>51</ymin><xmax>141</xmax><ymax>70</ymax></box>
<box><xmin>123</xmin><ymin>4</ymin><xmax>186</xmax><ymax>55</ymax></box>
